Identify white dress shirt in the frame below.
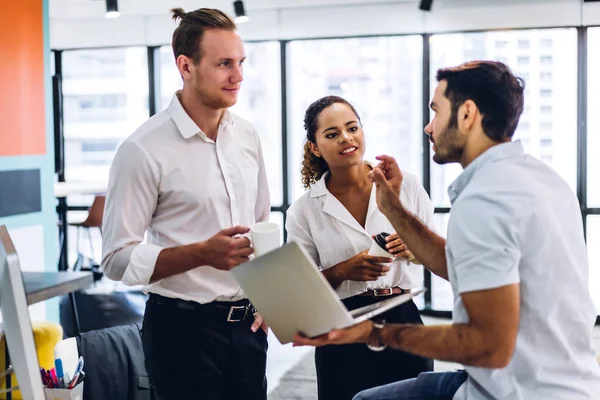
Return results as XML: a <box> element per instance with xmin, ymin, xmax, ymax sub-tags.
<box><xmin>286</xmin><ymin>167</ymin><xmax>434</xmax><ymax>299</ymax></box>
<box><xmin>446</xmin><ymin>141</ymin><xmax>600</xmax><ymax>400</ymax></box>
<box><xmin>101</xmin><ymin>92</ymin><xmax>270</xmax><ymax>304</ymax></box>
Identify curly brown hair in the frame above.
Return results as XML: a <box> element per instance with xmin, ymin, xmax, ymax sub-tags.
<box><xmin>301</xmin><ymin>96</ymin><xmax>361</xmax><ymax>189</ymax></box>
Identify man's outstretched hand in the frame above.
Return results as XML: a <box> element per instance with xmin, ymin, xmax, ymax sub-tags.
<box><xmin>369</xmin><ymin>155</ymin><xmax>404</xmax><ymax>216</ymax></box>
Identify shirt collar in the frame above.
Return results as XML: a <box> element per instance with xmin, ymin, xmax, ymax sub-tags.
<box><xmin>310</xmin><ymin>171</ymin><xmax>330</xmax><ymax>198</ymax></box>
<box><xmin>448</xmin><ymin>140</ymin><xmax>524</xmax><ymax>204</ymax></box>
<box><xmin>167</xmin><ymin>91</ymin><xmax>235</xmax><ymax>142</ymax></box>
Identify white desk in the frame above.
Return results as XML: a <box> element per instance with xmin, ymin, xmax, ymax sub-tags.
<box><xmin>54</xmin><ymin>182</ymin><xmax>107</xmax><ymax>198</ymax></box>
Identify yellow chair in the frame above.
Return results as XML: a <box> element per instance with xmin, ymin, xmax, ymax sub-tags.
<box><xmin>0</xmin><ymin>321</ymin><xmax>63</xmax><ymax>399</ymax></box>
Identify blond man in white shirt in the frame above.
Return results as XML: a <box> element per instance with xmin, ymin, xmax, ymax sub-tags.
<box><xmin>101</xmin><ymin>8</ymin><xmax>270</xmax><ymax>400</ymax></box>
<box><xmin>286</xmin><ymin>95</ymin><xmax>434</xmax><ymax>400</ymax></box>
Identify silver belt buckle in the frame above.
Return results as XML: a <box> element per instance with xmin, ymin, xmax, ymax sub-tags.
<box><xmin>373</xmin><ymin>288</ymin><xmax>393</xmax><ymax>297</ymax></box>
<box><xmin>226</xmin><ymin>305</ymin><xmax>248</xmax><ymax>322</ymax></box>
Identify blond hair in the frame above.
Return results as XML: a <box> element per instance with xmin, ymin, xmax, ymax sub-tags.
<box><xmin>171</xmin><ymin>8</ymin><xmax>237</xmax><ymax>63</ymax></box>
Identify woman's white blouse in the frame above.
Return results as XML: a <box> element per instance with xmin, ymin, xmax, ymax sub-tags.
<box><xmin>286</xmin><ymin>168</ymin><xmax>435</xmax><ymax>299</ymax></box>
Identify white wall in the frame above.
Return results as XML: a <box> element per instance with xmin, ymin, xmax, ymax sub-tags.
<box><xmin>50</xmin><ymin>0</ymin><xmax>600</xmax><ymax>49</ymax></box>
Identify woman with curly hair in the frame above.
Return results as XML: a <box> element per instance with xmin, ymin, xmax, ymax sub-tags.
<box><xmin>286</xmin><ymin>95</ymin><xmax>434</xmax><ymax>400</ymax></box>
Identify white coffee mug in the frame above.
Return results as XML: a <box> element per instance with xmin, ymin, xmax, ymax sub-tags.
<box><xmin>250</xmin><ymin>222</ymin><xmax>281</xmax><ymax>257</ymax></box>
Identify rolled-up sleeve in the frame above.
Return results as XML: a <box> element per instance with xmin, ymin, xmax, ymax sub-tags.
<box><xmin>101</xmin><ymin>141</ymin><xmax>164</xmax><ymax>286</ymax></box>
<box><xmin>448</xmin><ymin>192</ymin><xmax>522</xmax><ymax>294</ymax></box>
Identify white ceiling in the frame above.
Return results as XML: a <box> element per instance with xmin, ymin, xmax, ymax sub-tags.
<box><xmin>49</xmin><ymin>0</ymin><xmax>582</xmax><ymax>20</ymax></box>
<box><xmin>50</xmin><ymin>0</ymin><xmax>413</xmax><ymax>19</ymax></box>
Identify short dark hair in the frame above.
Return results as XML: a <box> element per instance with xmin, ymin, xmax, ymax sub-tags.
<box><xmin>301</xmin><ymin>96</ymin><xmax>361</xmax><ymax>188</ymax></box>
<box><xmin>171</xmin><ymin>8</ymin><xmax>237</xmax><ymax>64</ymax></box>
<box><xmin>436</xmin><ymin>61</ymin><xmax>525</xmax><ymax>142</ymax></box>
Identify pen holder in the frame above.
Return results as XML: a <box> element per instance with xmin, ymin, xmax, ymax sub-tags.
<box><xmin>44</xmin><ymin>382</ymin><xmax>83</xmax><ymax>400</ymax></box>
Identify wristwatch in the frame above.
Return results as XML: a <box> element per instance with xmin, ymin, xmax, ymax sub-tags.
<box><xmin>366</xmin><ymin>320</ymin><xmax>387</xmax><ymax>352</ymax></box>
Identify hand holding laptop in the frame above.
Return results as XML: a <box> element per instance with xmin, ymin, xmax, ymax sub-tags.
<box><xmin>293</xmin><ymin>320</ymin><xmax>373</xmax><ymax>347</ymax></box>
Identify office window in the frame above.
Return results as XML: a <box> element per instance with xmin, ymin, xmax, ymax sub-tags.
<box><xmin>541</xmin><ymin>38</ymin><xmax>553</xmax><ymax>48</ymax></box>
<box><xmin>495</xmin><ymin>40</ymin><xmax>508</xmax><ymax>49</ymax></box>
<box><xmin>431</xmin><ymin>213</ymin><xmax>453</xmax><ymax>311</ymax></box>
<box><xmin>540</xmin><ymin>138</ymin><xmax>553</xmax><ymax>148</ymax></box>
<box><xmin>540</xmin><ymin>121</ymin><xmax>553</xmax><ymax>130</ymax></box>
<box><xmin>287</xmin><ymin>36</ymin><xmax>423</xmax><ymax>202</ymax></box>
<box><xmin>541</xmin><ymin>105</ymin><xmax>553</xmax><ymax>114</ymax></box>
<box><xmin>588</xmin><ymin>217</ymin><xmax>600</xmax><ymax>313</ymax></box>
<box><xmin>159</xmin><ymin>42</ymin><xmax>284</xmax><ymax>206</ymax></box>
<box><xmin>541</xmin><ymin>55</ymin><xmax>553</xmax><ymax>65</ymax></box>
<box><xmin>270</xmin><ymin>212</ymin><xmax>285</xmax><ymax>245</ymax></box>
<box><xmin>541</xmin><ymin>72</ymin><xmax>553</xmax><ymax>82</ymax></box>
<box><xmin>158</xmin><ymin>46</ymin><xmax>181</xmax><ymax>110</ymax></box>
<box><xmin>518</xmin><ymin>56</ymin><xmax>530</xmax><ymax>65</ymax></box>
<box><xmin>588</xmin><ymin>28</ymin><xmax>600</xmax><ymax>207</ymax></box>
<box><xmin>518</xmin><ymin>39</ymin><xmax>530</xmax><ymax>49</ymax></box>
<box><xmin>62</xmin><ymin>48</ymin><xmax>149</xmax><ymax>189</ymax></box>
<box><xmin>430</xmin><ymin>29</ymin><xmax>577</xmax><ymax>207</ymax></box>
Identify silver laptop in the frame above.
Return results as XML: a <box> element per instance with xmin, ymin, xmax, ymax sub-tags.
<box><xmin>231</xmin><ymin>241</ymin><xmax>424</xmax><ymax>344</ymax></box>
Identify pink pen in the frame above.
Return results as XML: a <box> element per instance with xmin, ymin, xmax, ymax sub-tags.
<box><xmin>50</xmin><ymin>368</ymin><xmax>59</xmax><ymax>388</ymax></box>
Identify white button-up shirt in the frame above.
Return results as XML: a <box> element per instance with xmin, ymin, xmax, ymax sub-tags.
<box><xmin>446</xmin><ymin>141</ymin><xmax>600</xmax><ymax>400</ymax></box>
<box><xmin>101</xmin><ymin>92</ymin><xmax>270</xmax><ymax>304</ymax></box>
<box><xmin>286</xmin><ymin>168</ymin><xmax>434</xmax><ymax>299</ymax></box>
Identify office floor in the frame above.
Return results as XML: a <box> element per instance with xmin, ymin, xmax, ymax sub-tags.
<box><xmin>266</xmin><ymin>317</ymin><xmax>600</xmax><ymax>399</ymax></box>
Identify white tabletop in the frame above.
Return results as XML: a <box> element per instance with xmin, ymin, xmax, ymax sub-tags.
<box><xmin>54</xmin><ymin>182</ymin><xmax>107</xmax><ymax>198</ymax></box>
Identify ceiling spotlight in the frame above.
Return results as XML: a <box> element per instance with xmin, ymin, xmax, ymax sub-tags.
<box><xmin>105</xmin><ymin>0</ymin><xmax>120</xmax><ymax>18</ymax></box>
<box><xmin>419</xmin><ymin>0</ymin><xmax>433</xmax><ymax>11</ymax></box>
<box><xmin>233</xmin><ymin>0</ymin><xmax>249</xmax><ymax>24</ymax></box>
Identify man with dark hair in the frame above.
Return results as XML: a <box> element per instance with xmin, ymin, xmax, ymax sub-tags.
<box><xmin>102</xmin><ymin>7</ymin><xmax>270</xmax><ymax>400</ymax></box>
<box><xmin>294</xmin><ymin>61</ymin><xmax>600</xmax><ymax>400</ymax></box>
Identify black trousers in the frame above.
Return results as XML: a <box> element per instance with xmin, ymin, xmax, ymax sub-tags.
<box><xmin>141</xmin><ymin>294</ymin><xmax>268</xmax><ymax>400</ymax></box>
<box><xmin>315</xmin><ymin>296</ymin><xmax>433</xmax><ymax>400</ymax></box>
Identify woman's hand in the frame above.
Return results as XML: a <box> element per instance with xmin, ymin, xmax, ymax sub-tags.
<box><xmin>381</xmin><ymin>233</ymin><xmax>419</xmax><ymax>263</ymax></box>
<box><xmin>323</xmin><ymin>250</ymin><xmax>393</xmax><ymax>288</ymax></box>
<box><xmin>337</xmin><ymin>250</ymin><xmax>393</xmax><ymax>282</ymax></box>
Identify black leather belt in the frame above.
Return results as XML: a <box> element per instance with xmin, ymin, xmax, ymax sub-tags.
<box><xmin>149</xmin><ymin>293</ymin><xmax>256</xmax><ymax>322</ymax></box>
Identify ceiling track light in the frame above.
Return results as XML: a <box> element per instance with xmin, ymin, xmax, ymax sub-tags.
<box><xmin>419</xmin><ymin>0</ymin><xmax>433</xmax><ymax>11</ymax></box>
<box><xmin>105</xmin><ymin>0</ymin><xmax>120</xmax><ymax>19</ymax></box>
<box><xmin>233</xmin><ymin>0</ymin><xmax>249</xmax><ymax>24</ymax></box>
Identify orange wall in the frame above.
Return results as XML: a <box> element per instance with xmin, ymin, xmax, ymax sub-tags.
<box><xmin>0</xmin><ymin>0</ymin><xmax>47</xmax><ymax>156</ymax></box>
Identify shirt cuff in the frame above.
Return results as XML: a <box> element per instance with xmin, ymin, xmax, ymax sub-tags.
<box><xmin>122</xmin><ymin>243</ymin><xmax>165</xmax><ymax>286</ymax></box>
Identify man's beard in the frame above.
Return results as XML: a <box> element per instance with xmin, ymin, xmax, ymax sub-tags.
<box><xmin>195</xmin><ymin>83</ymin><xmax>236</xmax><ymax>110</ymax></box>
<box><xmin>432</xmin><ymin>122</ymin><xmax>463</xmax><ymax>165</ymax></box>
